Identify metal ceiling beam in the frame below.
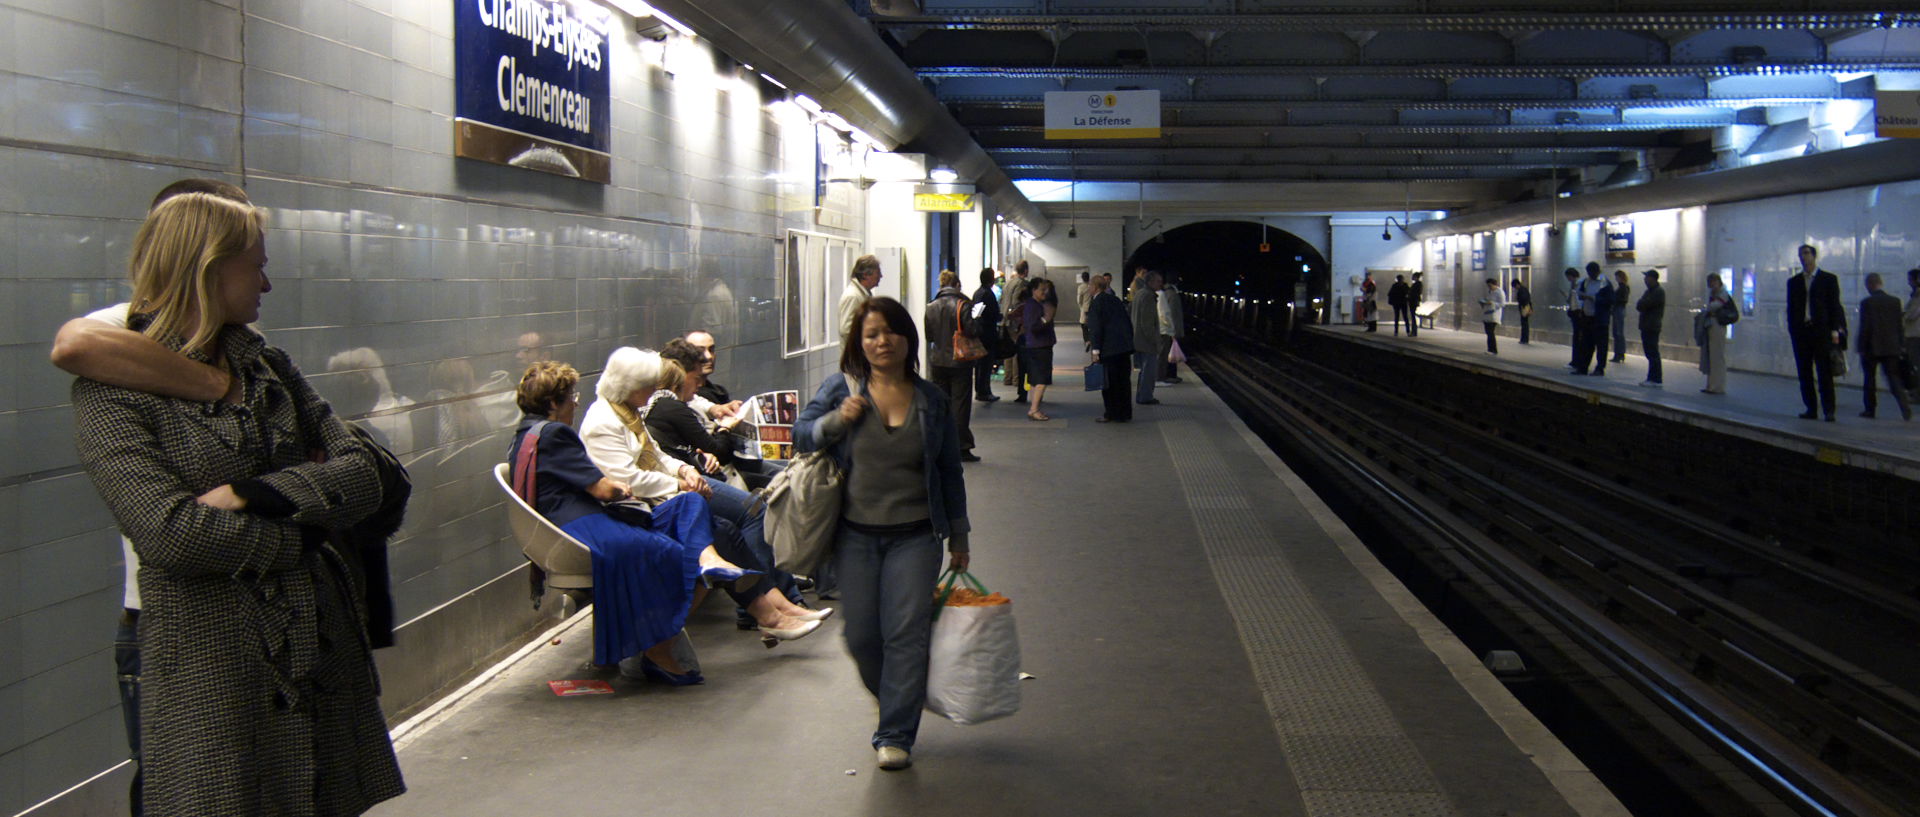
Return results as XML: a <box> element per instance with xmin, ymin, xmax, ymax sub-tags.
<box><xmin>917</xmin><ymin>63</ymin><xmax>1916</xmax><ymax>79</ymax></box>
<box><xmin>988</xmin><ymin>146</ymin><xmax>1629</xmax><ymax>158</ymax></box>
<box><xmin>973</xmin><ymin>123</ymin><xmax>1737</xmax><ymax>134</ymax></box>
<box><xmin>642</xmin><ymin>0</ymin><xmax>1050</xmax><ymax>236</ymax></box>
<box><xmin>871</xmin><ymin>13</ymin><xmax>1920</xmax><ymax>33</ymax></box>
<box><xmin>1000</xmin><ymin>165</ymin><xmax>1562</xmax><ymax>180</ymax></box>
<box><xmin>944</xmin><ymin>96</ymin><xmax>1866</xmax><ymax>112</ymax></box>
<box><xmin>1406</xmin><ymin>139</ymin><xmax>1920</xmax><ymax>239</ymax></box>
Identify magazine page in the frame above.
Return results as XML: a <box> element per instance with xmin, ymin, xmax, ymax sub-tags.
<box><xmin>732</xmin><ymin>390</ymin><xmax>800</xmax><ymax>461</ymax></box>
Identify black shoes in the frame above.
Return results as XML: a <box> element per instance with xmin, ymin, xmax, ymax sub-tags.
<box><xmin>959</xmin><ymin>451</ymin><xmax>981</xmax><ymax>462</ymax></box>
<box><xmin>1798</xmin><ymin>411</ymin><xmax>1819</xmax><ymax>420</ymax></box>
<box><xmin>976</xmin><ymin>394</ymin><xmax>1000</xmax><ymax>403</ymax></box>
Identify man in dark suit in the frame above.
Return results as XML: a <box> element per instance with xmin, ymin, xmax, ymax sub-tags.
<box><xmin>1787</xmin><ymin>244</ymin><xmax>1847</xmax><ymax>421</ymax></box>
<box><xmin>1510</xmin><ymin>277</ymin><xmax>1530</xmax><ymax>344</ymax></box>
<box><xmin>1408</xmin><ymin>273</ymin><xmax>1424</xmax><ymax>337</ymax></box>
<box><xmin>1856</xmin><ymin>272</ymin><xmax>1912</xmax><ymax>420</ymax></box>
<box><xmin>1085</xmin><ymin>275</ymin><xmax>1135</xmax><ymax>423</ymax></box>
<box><xmin>1635</xmin><ymin>269</ymin><xmax>1665</xmax><ymax>387</ymax></box>
<box><xmin>970</xmin><ymin>267</ymin><xmax>1003</xmax><ymax>403</ymax></box>
<box><xmin>1387</xmin><ymin>275</ymin><xmax>1410</xmax><ymax>336</ymax></box>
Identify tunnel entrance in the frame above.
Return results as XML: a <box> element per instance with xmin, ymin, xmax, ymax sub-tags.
<box><xmin>1123</xmin><ymin>221</ymin><xmax>1328</xmax><ymax>313</ymax></box>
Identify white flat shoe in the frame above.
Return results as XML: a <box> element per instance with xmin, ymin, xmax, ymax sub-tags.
<box><xmin>793</xmin><ymin>607</ymin><xmax>834</xmax><ymax>622</ymax></box>
<box><xmin>758</xmin><ymin>618</ymin><xmax>822</xmax><ymax>648</ymax></box>
<box><xmin>877</xmin><ymin>746</ymin><xmax>912</xmax><ymax>770</ymax></box>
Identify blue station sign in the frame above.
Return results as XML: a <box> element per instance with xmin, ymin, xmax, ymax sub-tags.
<box><xmin>455</xmin><ymin>0</ymin><xmax>613</xmax><ymax>182</ymax></box>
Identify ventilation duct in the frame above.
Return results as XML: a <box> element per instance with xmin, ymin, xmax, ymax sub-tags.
<box><xmin>643</xmin><ymin>0</ymin><xmax>1051</xmax><ymax>237</ymax></box>
<box><xmin>1407</xmin><ymin>139</ymin><xmax>1920</xmax><ymax>241</ymax></box>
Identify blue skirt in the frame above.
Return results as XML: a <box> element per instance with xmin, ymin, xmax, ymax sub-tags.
<box><xmin>560</xmin><ymin>493</ymin><xmax>714</xmax><ymax>665</ymax></box>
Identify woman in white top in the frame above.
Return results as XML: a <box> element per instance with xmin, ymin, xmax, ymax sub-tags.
<box><xmin>1700</xmin><ymin>273</ymin><xmax>1733</xmax><ymax>394</ymax></box>
<box><xmin>579</xmin><ymin>347</ymin><xmax>824</xmax><ymax>637</ymax></box>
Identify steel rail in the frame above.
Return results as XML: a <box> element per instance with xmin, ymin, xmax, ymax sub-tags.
<box><xmin>1195</xmin><ymin>337</ymin><xmax>1918</xmax><ymax>816</ymax></box>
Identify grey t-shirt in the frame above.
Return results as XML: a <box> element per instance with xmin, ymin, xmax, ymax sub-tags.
<box><xmin>843</xmin><ymin>390</ymin><xmax>929</xmax><ymax>527</ymax></box>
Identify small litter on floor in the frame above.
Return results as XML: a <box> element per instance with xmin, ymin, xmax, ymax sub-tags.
<box><xmin>547</xmin><ymin>680</ymin><xmax>615</xmax><ymax>696</ymax></box>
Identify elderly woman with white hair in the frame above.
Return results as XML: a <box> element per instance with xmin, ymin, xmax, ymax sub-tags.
<box><xmin>579</xmin><ymin>348</ymin><xmax>827</xmax><ymax>636</ymax></box>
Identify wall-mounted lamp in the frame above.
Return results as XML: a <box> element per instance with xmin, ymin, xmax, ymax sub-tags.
<box><xmin>929</xmin><ymin>165</ymin><xmax>959</xmax><ymax>183</ymax></box>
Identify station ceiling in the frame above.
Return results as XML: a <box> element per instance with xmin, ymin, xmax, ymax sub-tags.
<box><xmin>852</xmin><ymin>1</ymin><xmax>1920</xmax><ymax>215</ymax></box>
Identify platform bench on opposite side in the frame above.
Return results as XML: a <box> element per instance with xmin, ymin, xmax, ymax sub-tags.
<box><xmin>1414</xmin><ymin>301</ymin><xmax>1443</xmax><ymax>328</ymax></box>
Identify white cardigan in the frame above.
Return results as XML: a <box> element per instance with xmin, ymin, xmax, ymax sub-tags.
<box><xmin>579</xmin><ymin>398</ymin><xmax>691</xmax><ymax>501</ymax></box>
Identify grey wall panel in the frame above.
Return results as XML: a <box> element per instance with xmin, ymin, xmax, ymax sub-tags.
<box><xmin>0</xmin><ymin>0</ymin><xmax>861</xmax><ymax>812</ymax></box>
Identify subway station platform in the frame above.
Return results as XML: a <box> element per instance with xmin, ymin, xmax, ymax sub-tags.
<box><xmin>1311</xmin><ymin>322</ymin><xmax>1919</xmax><ymax>482</ymax></box>
<box><xmin>367</xmin><ymin>326</ymin><xmax>1622</xmax><ymax>817</ymax></box>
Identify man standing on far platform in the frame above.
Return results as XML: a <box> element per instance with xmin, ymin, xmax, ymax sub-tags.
<box><xmin>1511</xmin><ymin>277</ymin><xmax>1531</xmax><ymax>344</ymax></box>
<box><xmin>1562</xmin><ymin>267</ymin><xmax>1583</xmax><ymax>367</ymax></box>
<box><xmin>1856</xmin><ymin>272</ymin><xmax>1911</xmax><ymax>420</ymax></box>
<box><xmin>1387</xmin><ymin>275</ymin><xmax>1411</xmax><ymax>337</ymax></box>
<box><xmin>1408</xmin><ymin>272</ymin><xmax>1424</xmax><ymax>337</ymax></box>
<box><xmin>1787</xmin><ymin>244</ymin><xmax>1847</xmax><ymax>421</ymax></box>
<box><xmin>838</xmin><ymin>254</ymin><xmax>881</xmax><ymax>342</ymax></box>
<box><xmin>1636</xmin><ymin>269</ymin><xmax>1665</xmax><ymax>388</ymax></box>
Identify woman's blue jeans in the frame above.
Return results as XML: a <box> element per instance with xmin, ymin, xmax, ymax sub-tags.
<box><xmin>703</xmin><ymin>477</ymin><xmax>801</xmax><ymax>603</ymax></box>
<box><xmin>834</xmin><ymin>524</ymin><xmax>943</xmax><ymax>750</ymax></box>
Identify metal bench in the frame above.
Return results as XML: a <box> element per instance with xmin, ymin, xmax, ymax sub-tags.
<box><xmin>1414</xmin><ymin>301</ymin><xmax>1443</xmax><ymax>329</ymax></box>
<box><xmin>493</xmin><ymin>462</ymin><xmax>593</xmax><ymax>611</ymax></box>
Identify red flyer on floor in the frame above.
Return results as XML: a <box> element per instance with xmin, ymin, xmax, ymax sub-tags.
<box><xmin>547</xmin><ymin>680</ymin><xmax>614</xmax><ymax>696</ymax></box>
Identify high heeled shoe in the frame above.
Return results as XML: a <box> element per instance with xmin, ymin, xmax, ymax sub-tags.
<box><xmin>757</xmin><ymin>618</ymin><xmax>822</xmax><ymax>648</ymax></box>
<box><xmin>700</xmin><ymin>565</ymin><xmax>763</xmax><ymax>588</ymax></box>
<box><xmin>638</xmin><ymin>656</ymin><xmax>704</xmax><ymax>686</ymax></box>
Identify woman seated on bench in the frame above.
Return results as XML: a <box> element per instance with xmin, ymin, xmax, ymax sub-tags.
<box><xmin>580</xmin><ymin>347</ymin><xmax>815</xmax><ymax>626</ymax></box>
<box><xmin>510</xmin><ymin>361</ymin><xmax>825</xmax><ymax>685</ymax></box>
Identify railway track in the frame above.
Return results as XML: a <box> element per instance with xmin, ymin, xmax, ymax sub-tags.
<box><xmin>1191</xmin><ymin>331</ymin><xmax>1920</xmax><ymax>817</ymax></box>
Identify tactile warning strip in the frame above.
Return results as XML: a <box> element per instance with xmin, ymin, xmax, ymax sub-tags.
<box><xmin>1162</xmin><ymin>421</ymin><xmax>1459</xmax><ymax>815</ymax></box>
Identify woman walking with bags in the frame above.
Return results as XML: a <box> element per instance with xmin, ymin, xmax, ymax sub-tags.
<box><xmin>796</xmin><ymin>297</ymin><xmax>971</xmax><ymax>771</ymax></box>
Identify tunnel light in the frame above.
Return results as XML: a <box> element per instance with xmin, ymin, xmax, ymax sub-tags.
<box><xmin>930</xmin><ymin>165</ymin><xmax>959</xmax><ymax>183</ymax></box>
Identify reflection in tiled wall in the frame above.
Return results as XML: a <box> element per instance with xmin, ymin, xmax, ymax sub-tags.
<box><xmin>1709</xmin><ymin>180</ymin><xmax>1920</xmax><ymax>382</ymax></box>
<box><xmin>0</xmin><ymin>1</ymin><xmax>856</xmax><ymax>811</ymax></box>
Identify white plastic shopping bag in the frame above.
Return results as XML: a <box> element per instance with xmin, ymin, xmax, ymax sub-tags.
<box><xmin>925</xmin><ymin>570</ymin><xmax>1022</xmax><ymax>725</ymax></box>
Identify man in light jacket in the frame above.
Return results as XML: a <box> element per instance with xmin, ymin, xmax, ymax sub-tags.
<box><xmin>838</xmin><ymin>254</ymin><xmax>881</xmax><ymax>342</ymax></box>
<box><xmin>1479</xmin><ymin>278</ymin><xmax>1506</xmax><ymax>354</ymax></box>
<box><xmin>1156</xmin><ymin>272</ymin><xmax>1186</xmax><ymax>384</ymax></box>
<box><xmin>1130</xmin><ymin>268</ymin><xmax>1163</xmax><ymax>404</ymax></box>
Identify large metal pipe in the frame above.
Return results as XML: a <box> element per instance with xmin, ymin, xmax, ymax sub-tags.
<box><xmin>643</xmin><ymin>0</ymin><xmax>1052</xmax><ymax>237</ymax></box>
<box><xmin>1408</xmin><ymin>139</ymin><xmax>1920</xmax><ymax>240</ymax></box>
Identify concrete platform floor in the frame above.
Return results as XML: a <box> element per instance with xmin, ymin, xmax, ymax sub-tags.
<box><xmin>369</xmin><ymin>327</ymin><xmax>1624</xmax><ymax>817</ymax></box>
<box><xmin>1316</xmin><ymin>322</ymin><xmax>1919</xmax><ymax>480</ymax></box>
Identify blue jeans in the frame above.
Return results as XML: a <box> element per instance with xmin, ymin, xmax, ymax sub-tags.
<box><xmin>116</xmin><ymin>612</ymin><xmax>143</xmax><ymax>817</ymax></box>
<box><xmin>1134</xmin><ymin>351</ymin><xmax>1160</xmax><ymax>402</ymax></box>
<box><xmin>834</xmin><ymin>524</ymin><xmax>943</xmax><ymax>750</ymax></box>
<box><xmin>703</xmin><ymin>477</ymin><xmax>801</xmax><ymax>603</ymax></box>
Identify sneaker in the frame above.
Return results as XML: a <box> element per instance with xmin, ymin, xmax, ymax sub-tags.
<box><xmin>876</xmin><ymin>746</ymin><xmax>912</xmax><ymax>770</ymax></box>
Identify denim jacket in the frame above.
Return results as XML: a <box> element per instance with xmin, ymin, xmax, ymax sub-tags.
<box><xmin>795</xmin><ymin>372</ymin><xmax>970</xmax><ymax>551</ymax></box>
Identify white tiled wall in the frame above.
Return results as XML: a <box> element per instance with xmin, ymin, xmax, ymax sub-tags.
<box><xmin>0</xmin><ymin>1</ymin><xmax>857</xmax><ymax>811</ymax></box>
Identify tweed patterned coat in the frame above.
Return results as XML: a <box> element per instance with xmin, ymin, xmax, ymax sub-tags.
<box><xmin>73</xmin><ymin>325</ymin><xmax>405</xmax><ymax>817</ymax></box>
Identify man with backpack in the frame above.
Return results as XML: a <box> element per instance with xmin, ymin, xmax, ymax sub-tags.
<box><xmin>925</xmin><ymin>270</ymin><xmax>983</xmax><ymax>461</ymax></box>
